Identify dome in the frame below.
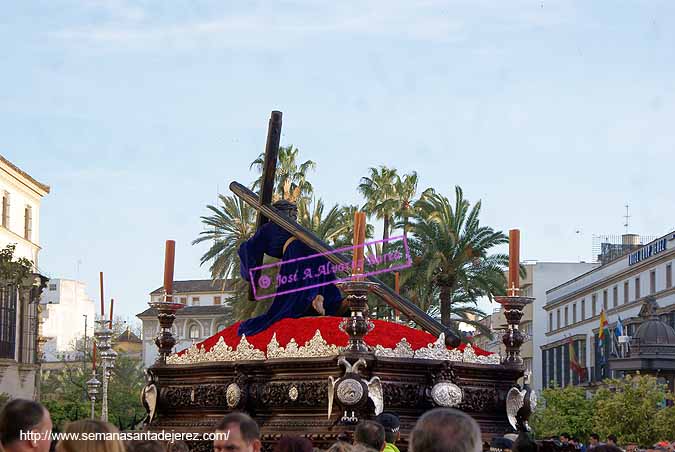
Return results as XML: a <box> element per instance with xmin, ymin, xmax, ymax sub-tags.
<box><xmin>634</xmin><ymin>318</ymin><xmax>675</xmax><ymax>345</ymax></box>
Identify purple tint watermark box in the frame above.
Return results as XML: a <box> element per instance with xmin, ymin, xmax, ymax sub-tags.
<box><xmin>249</xmin><ymin>235</ymin><xmax>412</xmax><ymax>300</ymax></box>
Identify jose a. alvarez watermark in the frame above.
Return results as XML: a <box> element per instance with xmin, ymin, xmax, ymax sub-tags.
<box><xmin>249</xmin><ymin>235</ymin><xmax>412</xmax><ymax>300</ymax></box>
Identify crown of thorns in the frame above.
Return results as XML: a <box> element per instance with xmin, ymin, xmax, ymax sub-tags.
<box><xmin>272</xmin><ymin>200</ymin><xmax>297</xmax><ymax>211</ymax></box>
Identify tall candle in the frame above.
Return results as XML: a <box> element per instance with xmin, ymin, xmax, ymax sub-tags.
<box><xmin>92</xmin><ymin>341</ymin><xmax>96</xmax><ymax>371</ymax></box>
<box><xmin>99</xmin><ymin>272</ymin><xmax>105</xmax><ymax>317</ymax></box>
<box><xmin>352</xmin><ymin>212</ymin><xmax>362</xmax><ymax>275</ymax></box>
<box><xmin>164</xmin><ymin>240</ymin><xmax>176</xmax><ymax>301</ymax></box>
<box><xmin>394</xmin><ymin>271</ymin><xmax>401</xmax><ymax>319</ymax></box>
<box><xmin>508</xmin><ymin>229</ymin><xmax>520</xmax><ymax>293</ymax></box>
<box><xmin>109</xmin><ymin>298</ymin><xmax>114</xmax><ymax>327</ymax></box>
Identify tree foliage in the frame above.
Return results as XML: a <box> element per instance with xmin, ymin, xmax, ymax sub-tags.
<box><xmin>531</xmin><ymin>385</ymin><xmax>594</xmax><ymax>440</ymax></box>
<box><xmin>0</xmin><ymin>244</ymin><xmax>34</xmax><ymax>285</ymax></box>
<box><xmin>532</xmin><ymin>375</ymin><xmax>675</xmax><ymax>445</ymax></box>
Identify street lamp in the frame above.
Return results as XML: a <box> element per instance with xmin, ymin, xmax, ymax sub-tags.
<box><xmin>86</xmin><ymin>374</ymin><xmax>101</xmax><ymax>419</ymax></box>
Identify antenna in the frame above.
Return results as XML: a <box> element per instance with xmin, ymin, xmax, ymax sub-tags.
<box><xmin>623</xmin><ymin>204</ymin><xmax>630</xmax><ymax>233</ymax></box>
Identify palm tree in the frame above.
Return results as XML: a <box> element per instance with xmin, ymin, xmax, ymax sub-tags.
<box><xmin>297</xmin><ymin>197</ymin><xmax>350</xmax><ymax>246</ymax></box>
<box><xmin>393</xmin><ymin>171</ymin><xmax>419</xmax><ymax>236</ymax></box>
<box><xmin>250</xmin><ymin>145</ymin><xmax>316</xmax><ymax>203</ymax></box>
<box><xmin>405</xmin><ymin>186</ymin><xmax>510</xmax><ymax>329</ymax></box>
<box><xmin>358</xmin><ymin>166</ymin><xmax>399</xmax><ymax>243</ymax></box>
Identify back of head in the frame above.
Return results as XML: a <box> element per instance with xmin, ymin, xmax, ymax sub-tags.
<box><xmin>594</xmin><ymin>446</ymin><xmax>622</xmax><ymax>452</ymax></box>
<box><xmin>215</xmin><ymin>412</ymin><xmax>260</xmax><ymax>441</ymax></box>
<box><xmin>327</xmin><ymin>442</ymin><xmax>353</xmax><ymax>452</ymax></box>
<box><xmin>126</xmin><ymin>441</ymin><xmax>164</xmax><ymax>452</ymax></box>
<box><xmin>354</xmin><ymin>421</ymin><xmax>385</xmax><ymax>452</ymax></box>
<box><xmin>513</xmin><ymin>433</ymin><xmax>538</xmax><ymax>452</ymax></box>
<box><xmin>274</xmin><ymin>436</ymin><xmax>313</xmax><ymax>452</ymax></box>
<box><xmin>409</xmin><ymin>408</ymin><xmax>482</xmax><ymax>452</ymax></box>
<box><xmin>375</xmin><ymin>413</ymin><xmax>400</xmax><ymax>444</ymax></box>
<box><xmin>58</xmin><ymin>419</ymin><xmax>124</xmax><ymax>452</ymax></box>
<box><xmin>0</xmin><ymin>399</ymin><xmax>47</xmax><ymax>447</ymax></box>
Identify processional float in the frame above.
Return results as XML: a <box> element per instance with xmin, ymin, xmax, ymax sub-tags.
<box><xmin>140</xmin><ymin>111</ymin><xmax>536</xmax><ymax>452</ymax></box>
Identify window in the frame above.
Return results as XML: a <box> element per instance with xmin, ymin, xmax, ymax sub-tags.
<box><xmin>564</xmin><ymin>306</ymin><xmax>569</xmax><ymax>326</ymax></box>
<box><xmin>549</xmin><ymin>313</ymin><xmax>553</xmax><ymax>332</ymax></box>
<box><xmin>0</xmin><ymin>285</ymin><xmax>18</xmax><ymax>359</ymax></box>
<box><xmin>603</xmin><ymin>290</ymin><xmax>608</xmax><ymax>311</ymax></box>
<box><xmin>557</xmin><ymin>309</ymin><xmax>561</xmax><ymax>329</ymax></box>
<box><xmin>613</xmin><ymin>286</ymin><xmax>618</xmax><ymax>308</ymax></box>
<box><xmin>214</xmin><ymin>296</ymin><xmax>221</xmax><ymax>305</ymax></box>
<box><xmin>24</xmin><ymin>205</ymin><xmax>32</xmax><ymax>240</ymax></box>
<box><xmin>191</xmin><ymin>297</ymin><xmax>200</xmax><ymax>306</ymax></box>
<box><xmin>188</xmin><ymin>324</ymin><xmax>200</xmax><ymax>339</ymax></box>
<box><xmin>2</xmin><ymin>192</ymin><xmax>9</xmax><ymax>228</ymax></box>
<box><xmin>572</xmin><ymin>303</ymin><xmax>577</xmax><ymax>323</ymax></box>
<box><xmin>650</xmin><ymin>270</ymin><xmax>656</xmax><ymax>294</ymax></box>
<box><xmin>180</xmin><ymin>297</ymin><xmax>187</xmax><ymax>304</ymax></box>
<box><xmin>581</xmin><ymin>299</ymin><xmax>586</xmax><ymax>321</ymax></box>
<box><xmin>49</xmin><ymin>284</ymin><xmax>57</xmax><ymax>291</ymax></box>
<box><xmin>624</xmin><ymin>281</ymin><xmax>629</xmax><ymax>304</ymax></box>
<box><xmin>542</xmin><ymin>349</ymin><xmax>548</xmax><ymax>388</ymax></box>
<box><xmin>592</xmin><ymin>294</ymin><xmax>597</xmax><ymax>316</ymax></box>
<box><xmin>635</xmin><ymin>277</ymin><xmax>641</xmax><ymax>299</ymax></box>
<box><xmin>667</xmin><ymin>264</ymin><xmax>673</xmax><ymax>289</ymax></box>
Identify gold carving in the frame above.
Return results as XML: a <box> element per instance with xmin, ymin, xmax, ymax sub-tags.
<box><xmin>266</xmin><ymin>331</ymin><xmax>341</xmax><ymax>359</ymax></box>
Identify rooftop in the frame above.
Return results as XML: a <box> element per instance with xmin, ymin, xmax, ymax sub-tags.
<box><xmin>0</xmin><ymin>154</ymin><xmax>50</xmax><ymax>194</ymax></box>
<box><xmin>137</xmin><ymin>305</ymin><xmax>233</xmax><ymax>318</ymax></box>
<box><xmin>149</xmin><ymin>279</ymin><xmax>236</xmax><ymax>295</ymax></box>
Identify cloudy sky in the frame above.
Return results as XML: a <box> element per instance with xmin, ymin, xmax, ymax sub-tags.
<box><xmin>2</xmin><ymin>1</ymin><xmax>674</xmax><ymax>323</ymax></box>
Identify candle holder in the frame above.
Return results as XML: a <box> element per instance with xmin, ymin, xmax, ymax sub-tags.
<box><xmin>494</xmin><ymin>287</ymin><xmax>533</xmax><ymax>368</ymax></box>
<box><xmin>94</xmin><ymin>318</ymin><xmax>115</xmax><ymax>422</ymax></box>
<box><xmin>86</xmin><ymin>372</ymin><xmax>101</xmax><ymax>419</ymax></box>
<box><xmin>336</xmin><ymin>280</ymin><xmax>376</xmax><ymax>354</ymax></box>
<box><xmin>149</xmin><ymin>291</ymin><xmax>184</xmax><ymax>365</ymax></box>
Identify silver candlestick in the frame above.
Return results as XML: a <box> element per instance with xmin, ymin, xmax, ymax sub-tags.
<box><xmin>86</xmin><ymin>372</ymin><xmax>101</xmax><ymax>419</ymax></box>
<box><xmin>94</xmin><ymin>317</ymin><xmax>117</xmax><ymax>422</ymax></box>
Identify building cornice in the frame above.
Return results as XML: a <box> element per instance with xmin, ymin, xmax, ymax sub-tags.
<box><xmin>0</xmin><ymin>226</ymin><xmax>42</xmax><ymax>251</ymax></box>
<box><xmin>544</xmin><ymin>287</ymin><xmax>675</xmax><ymax>338</ymax></box>
<box><xmin>0</xmin><ymin>155</ymin><xmax>50</xmax><ymax>196</ymax></box>
<box><xmin>544</xmin><ymin>251</ymin><xmax>675</xmax><ymax>310</ymax></box>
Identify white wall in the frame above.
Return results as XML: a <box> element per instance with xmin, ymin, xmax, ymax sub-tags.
<box><xmin>39</xmin><ymin>279</ymin><xmax>96</xmax><ymax>360</ymax></box>
<box><xmin>531</xmin><ymin>262</ymin><xmax>600</xmax><ymax>392</ymax></box>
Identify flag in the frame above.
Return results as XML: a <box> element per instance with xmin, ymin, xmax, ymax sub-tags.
<box><xmin>598</xmin><ymin>309</ymin><xmax>609</xmax><ymax>340</ymax></box>
<box><xmin>569</xmin><ymin>338</ymin><xmax>586</xmax><ymax>381</ymax></box>
<box><xmin>615</xmin><ymin>316</ymin><xmax>624</xmax><ymax>337</ymax></box>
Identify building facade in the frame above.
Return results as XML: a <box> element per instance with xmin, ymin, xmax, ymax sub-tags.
<box><xmin>474</xmin><ymin>261</ymin><xmax>599</xmax><ymax>390</ymax></box>
<box><xmin>39</xmin><ymin>279</ymin><xmax>96</xmax><ymax>362</ymax></box>
<box><xmin>0</xmin><ymin>155</ymin><xmax>50</xmax><ymax>399</ymax></box>
<box><xmin>542</xmin><ymin>232</ymin><xmax>675</xmax><ymax>389</ymax></box>
<box><xmin>137</xmin><ymin>279</ymin><xmax>235</xmax><ymax>368</ymax></box>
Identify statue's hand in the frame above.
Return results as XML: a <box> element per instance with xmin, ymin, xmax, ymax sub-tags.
<box><xmin>312</xmin><ymin>295</ymin><xmax>326</xmax><ymax>315</ymax></box>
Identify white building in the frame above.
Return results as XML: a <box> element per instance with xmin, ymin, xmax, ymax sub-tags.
<box><xmin>137</xmin><ymin>279</ymin><xmax>235</xmax><ymax>368</ymax></box>
<box><xmin>0</xmin><ymin>155</ymin><xmax>50</xmax><ymax>399</ymax></box>
<box><xmin>475</xmin><ymin>261</ymin><xmax>599</xmax><ymax>390</ymax></box>
<box><xmin>542</xmin><ymin>231</ymin><xmax>675</xmax><ymax>389</ymax></box>
<box><xmin>39</xmin><ymin>279</ymin><xmax>96</xmax><ymax>361</ymax></box>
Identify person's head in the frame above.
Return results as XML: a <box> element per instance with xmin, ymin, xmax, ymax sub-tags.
<box><xmin>354</xmin><ymin>421</ymin><xmax>385</xmax><ymax>452</ymax></box>
<box><xmin>490</xmin><ymin>437</ymin><xmax>513</xmax><ymax>452</ymax></box>
<box><xmin>125</xmin><ymin>441</ymin><xmax>164</xmax><ymax>452</ymax></box>
<box><xmin>409</xmin><ymin>408</ymin><xmax>482</xmax><ymax>452</ymax></box>
<box><xmin>56</xmin><ymin>420</ymin><xmax>124</xmax><ymax>452</ymax></box>
<box><xmin>167</xmin><ymin>441</ymin><xmax>190</xmax><ymax>452</ymax></box>
<box><xmin>274</xmin><ymin>437</ymin><xmax>313</xmax><ymax>452</ymax></box>
<box><xmin>375</xmin><ymin>413</ymin><xmax>400</xmax><ymax>444</ymax></box>
<box><xmin>0</xmin><ymin>399</ymin><xmax>52</xmax><ymax>452</ymax></box>
<box><xmin>273</xmin><ymin>200</ymin><xmax>298</xmax><ymax>222</ymax></box>
<box><xmin>327</xmin><ymin>442</ymin><xmax>353</xmax><ymax>452</ymax></box>
<box><xmin>560</xmin><ymin>434</ymin><xmax>570</xmax><ymax>444</ymax></box>
<box><xmin>607</xmin><ymin>436</ymin><xmax>617</xmax><ymax>446</ymax></box>
<box><xmin>513</xmin><ymin>432</ymin><xmax>538</xmax><ymax>452</ymax></box>
<box><xmin>569</xmin><ymin>439</ymin><xmax>578</xmax><ymax>446</ymax></box>
<box><xmin>593</xmin><ymin>446</ymin><xmax>622</xmax><ymax>452</ymax></box>
<box><xmin>625</xmin><ymin>444</ymin><xmax>639</xmax><ymax>452</ymax></box>
<box><xmin>214</xmin><ymin>412</ymin><xmax>261</xmax><ymax>452</ymax></box>
<box><xmin>590</xmin><ymin>435</ymin><xmax>600</xmax><ymax>446</ymax></box>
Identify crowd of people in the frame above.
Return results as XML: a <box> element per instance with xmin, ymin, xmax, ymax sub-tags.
<box><xmin>1</xmin><ymin>399</ymin><xmax>673</xmax><ymax>452</ymax></box>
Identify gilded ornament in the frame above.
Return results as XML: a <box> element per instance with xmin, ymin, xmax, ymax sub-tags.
<box><xmin>226</xmin><ymin>383</ymin><xmax>241</xmax><ymax>408</ymax></box>
<box><xmin>288</xmin><ymin>385</ymin><xmax>299</xmax><ymax>401</ymax></box>
<box><xmin>336</xmin><ymin>379</ymin><xmax>364</xmax><ymax>406</ymax></box>
<box><xmin>431</xmin><ymin>382</ymin><xmax>463</xmax><ymax>407</ymax></box>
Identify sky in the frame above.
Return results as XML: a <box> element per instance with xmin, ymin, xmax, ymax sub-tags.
<box><xmin>2</xmin><ymin>1</ymin><xmax>674</xmax><ymax>326</ymax></box>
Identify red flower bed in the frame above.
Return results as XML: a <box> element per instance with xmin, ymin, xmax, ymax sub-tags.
<box><xmin>177</xmin><ymin>316</ymin><xmax>492</xmax><ymax>356</ymax></box>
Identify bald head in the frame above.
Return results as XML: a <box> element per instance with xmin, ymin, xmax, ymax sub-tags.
<box><xmin>409</xmin><ymin>408</ymin><xmax>482</xmax><ymax>452</ymax></box>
